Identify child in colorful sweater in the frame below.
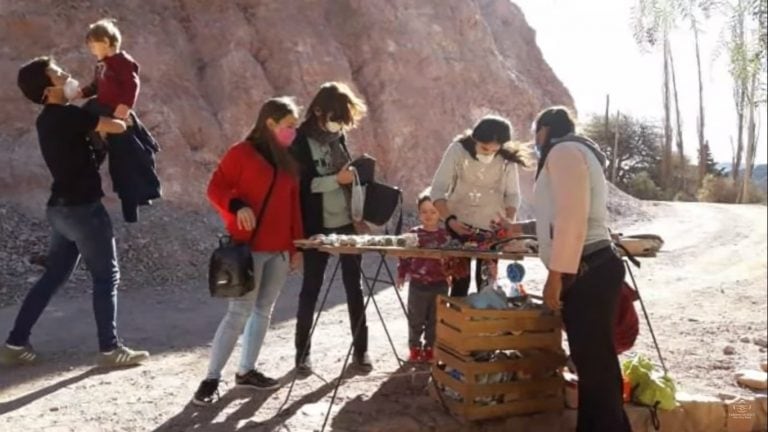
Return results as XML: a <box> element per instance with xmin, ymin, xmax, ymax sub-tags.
<box><xmin>397</xmin><ymin>192</ymin><xmax>458</xmax><ymax>363</ymax></box>
<box><xmin>77</xmin><ymin>19</ymin><xmax>162</xmax><ymax>223</ymax></box>
<box><xmin>80</xmin><ymin>18</ymin><xmax>140</xmax><ymax>123</ymax></box>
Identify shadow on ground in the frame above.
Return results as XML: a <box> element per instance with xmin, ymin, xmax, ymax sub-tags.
<box><xmin>0</xmin><ymin>256</ymin><xmax>399</xmax><ymax>392</ymax></box>
<box><xmin>331</xmin><ymin>363</ymin><xmax>569</xmax><ymax>432</ymax></box>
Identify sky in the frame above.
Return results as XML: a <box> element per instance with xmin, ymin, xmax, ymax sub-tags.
<box><xmin>515</xmin><ymin>0</ymin><xmax>767</xmax><ymax>164</ymax></box>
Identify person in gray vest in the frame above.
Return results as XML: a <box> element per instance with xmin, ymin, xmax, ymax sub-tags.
<box><xmin>506</xmin><ymin>107</ymin><xmax>631</xmax><ymax>431</ymax></box>
<box><xmin>429</xmin><ymin>115</ymin><xmax>526</xmax><ymax>296</ymax></box>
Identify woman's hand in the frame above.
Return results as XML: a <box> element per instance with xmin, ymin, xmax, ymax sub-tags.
<box><xmin>353</xmin><ymin>221</ymin><xmax>371</xmax><ymax>234</ymax></box>
<box><xmin>236</xmin><ymin>207</ymin><xmax>256</xmax><ymax>231</ymax></box>
<box><xmin>543</xmin><ymin>271</ymin><xmax>563</xmax><ymax>310</ymax></box>
<box><xmin>336</xmin><ymin>165</ymin><xmax>355</xmax><ymax>185</ymax></box>
<box><xmin>447</xmin><ymin>218</ymin><xmax>473</xmax><ymax>236</ymax></box>
<box><xmin>493</xmin><ymin>213</ymin><xmax>523</xmax><ymax>237</ymax></box>
<box><xmin>290</xmin><ymin>252</ymin><xmax>303</xmax><ymax>273</ymax></box>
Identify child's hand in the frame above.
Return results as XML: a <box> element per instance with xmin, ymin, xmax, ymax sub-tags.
<box><xmin>114</xmin><ymin>104</ymin><xmax>131</xmax><ymax>120</ymax></box>
<box><xmin>290</xmin><ymin>252</ymin><xmax>303</xmax><ymax>274</ymax></box>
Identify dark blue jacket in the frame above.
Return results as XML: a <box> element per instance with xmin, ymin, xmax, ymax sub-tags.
<box><xmin>83</xmin><ymin>99</ymin><xmax>161</xmax><ymax>222</ymax></box>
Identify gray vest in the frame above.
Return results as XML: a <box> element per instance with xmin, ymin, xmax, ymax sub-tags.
<box><xmin>535</xmin><ymin>139</ymin><xmax>611</xmax><ymax>268</ymax></box>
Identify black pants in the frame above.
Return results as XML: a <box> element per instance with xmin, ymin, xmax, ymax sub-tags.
<box><xmin>450</xmin><ymin>259</ymin><xmax>495</xmax><ymax>297</ymax></box>
<box><xmin>562</xmin><ymin>252</ymin><xmax>631</xmax><ymax>432</ymax></box>
<box><xmin>295</xmin><ymin>227</ymin><xmax>367</xmax><ymax>360</ymax></box>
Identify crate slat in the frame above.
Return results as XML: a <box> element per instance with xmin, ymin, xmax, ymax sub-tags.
<box><xmin>435</xmin><ymin>345</ymin><xmax>566</xmax><ymax>376</ymax></box>
<box><xmin>431</xmin><ymin>294</ymin><xmax>566</xmax><ymax>421</ymax></box>
<box><xmin>430</xmin><ymin>375</ymin><xmax>564</xmax><ymax>421</ymax></box>
<box><xmin>436</xmin><ymin>325</ymin><xmax>562</xmax><ymax>354</ymax></box>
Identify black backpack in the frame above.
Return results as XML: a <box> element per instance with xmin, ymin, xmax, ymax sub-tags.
<box><xmin>208</xmin><ymin>168</ymin><xmax>277</xmax><ymax>298</ymax></box>
<box><xmin>363</xmin><ymin>181</ymin><xmax>403</xmax><ymax>234</ymax></box>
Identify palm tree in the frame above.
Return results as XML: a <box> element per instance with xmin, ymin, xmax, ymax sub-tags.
<box><xmin>632</xmin><ymin>0</ymin><xmax>682</xmax><ymax>190</ymax></box>
<box><xmin>677</xmin><ymin>1</ymin><xmax>715</xmax><ymax>187</ymax></box>
<box><xmin>717</xmin><ymin>0</ymin><xmax>766</xmax><ymax>202</ymax></box>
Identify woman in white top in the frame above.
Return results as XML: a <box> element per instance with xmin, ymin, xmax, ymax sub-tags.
<box><xmin>508</xmin><ymin>107</ymin><xmax>630</xmax><ymax>432</ymax></box>
<box><xmin>430</xmin><ymin>115</ymin><xmax>526</xmax><ymax>296</ymax></box>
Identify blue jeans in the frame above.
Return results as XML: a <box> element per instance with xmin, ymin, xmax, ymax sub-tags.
<box><xmin>7</xmin><ymin>202</ymin><xmax>120</xmax><ymax>352</ymax></box>
<box><xmin>206</xmin><ymin>252</ymin><xmax>289</xmax><ymax>380</ymax></box>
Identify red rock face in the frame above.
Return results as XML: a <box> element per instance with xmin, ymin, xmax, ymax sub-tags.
<box><xmin>0</xmin><ymin>0</ymin><xmax>572</xmax><ymax>208</ymax></box>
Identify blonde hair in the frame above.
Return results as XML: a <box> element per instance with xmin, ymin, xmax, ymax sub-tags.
<box><xmin>86</xmin><ymin>18</ymin><xmax>122</xmax><ymax>49</ymax></box>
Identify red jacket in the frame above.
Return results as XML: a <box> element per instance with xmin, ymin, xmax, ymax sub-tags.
<box><xmin>207</xmin><ymin>141</ymin><xmax>303</xmax><ymax>254</ymax></box>
<box><xmin>81</xmin><ymin>51</ymin><xmax>140</xmax><ymax>111</ymax></box>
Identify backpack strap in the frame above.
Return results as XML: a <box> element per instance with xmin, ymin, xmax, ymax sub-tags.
<box><xmin>536</xmin><ymin>135</ymin><xmax>606</xmax><ymax>180</ymax></box>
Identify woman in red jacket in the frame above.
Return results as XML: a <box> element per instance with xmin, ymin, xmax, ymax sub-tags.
<box><xmin>192</xmin><ymin>97</ymin><xmax>304</xmax><ymax>406</ymax></box>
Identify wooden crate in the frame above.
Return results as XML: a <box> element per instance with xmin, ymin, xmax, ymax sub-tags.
<box><xmin>430</xmin><ymin>295</ymin><xmax>566</xmax><ymax>421</ymax></box>
<box><xmin>435</xmin><ymin>295</ymin><xmax>563</xmax><ymax>355</ymax></box>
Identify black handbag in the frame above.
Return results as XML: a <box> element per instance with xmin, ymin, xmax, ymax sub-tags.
<box><xmin>362</xmin><ymin>181</ymin><xmax>403</xmax><ymax>234</ymax></box>
<box><xmin>208</xmin><ymin>167</ymin><xmax>277</xmax><ymax>298</ymax></box>
<box><xmin>349</xmin><ymin>154</ymin><xmax>376</xmax><ymax>185</ymax></box>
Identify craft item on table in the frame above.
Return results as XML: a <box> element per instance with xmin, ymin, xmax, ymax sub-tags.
<box><xmin>499</xmin><ymin>238</ymin><xmax>538</xmax><ymax>254</ymax></box>
<box><xmin>447</xmin><ymin>221</ymin><xmax>510</xmax><ymax>250</ymax></box>
<box><xmin>507</xmin><ymin>262</ymin><xmax>525</xmax><ymax>282</ymax></box>
<box><xmin>616</xmin><ymin>233</ymin><xmax>664</xmax><ymax>257</ymax></box>
<box><xmin>465</xmin><ymin>285</ymin><xmax>508</xmax><ymax>310</ymax></box>
<box><xmin>306</xmin><ymin>233</ymin><xmax>420</xmax><ymax>248</ymax></box>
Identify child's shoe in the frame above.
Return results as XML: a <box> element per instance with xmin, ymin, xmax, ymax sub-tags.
<box><xmin>422</xmin><ymin>346</ymin><xmax>434</xmax><ymax>363</ymax></box>
<box><xmin>408</xmin><ymin>346</ymin><xmax>422</xmax><ymax>363</ymax></box>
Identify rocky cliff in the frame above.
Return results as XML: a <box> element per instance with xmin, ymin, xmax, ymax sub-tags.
<box><xmin>0</xmin><ymin>0</ymin><xmax>572</xmax><ymax>209</ymax></box>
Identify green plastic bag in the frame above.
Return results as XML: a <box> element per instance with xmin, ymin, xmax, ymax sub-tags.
<box><xmin>622</xmin><ymin>355</ymin><xmax>677</xmax><ymax>410</ymax></box>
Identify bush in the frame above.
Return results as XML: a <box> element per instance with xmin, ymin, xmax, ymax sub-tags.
<box><xmin>697</xmin><ymin>174</ymin><xmax>767</xmax><ymax>203</ymax></box>
<box><xmin>625</xmin><ymin>171</ymin><xmax>662</xmax><ymax>200</ymax></box>
<box><xmin>673</xmin><ymin>191</ymin><xmax>696</xmax><ymax>202</ymax></box>
<box><xmin>698</xmin><ymin>175</ymin><xmax>738</xmax><ymax>203</ymax></box>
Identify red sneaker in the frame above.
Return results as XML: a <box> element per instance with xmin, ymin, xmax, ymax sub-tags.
<box><xmin>422</xmin><ymin>347</ymin><xmax>434</xmax><ymax>363</ymax></box>
<box><xmin>408</xmin><ymin>347</ymin><xmax>422</xmax><ymax>363</ymax></box>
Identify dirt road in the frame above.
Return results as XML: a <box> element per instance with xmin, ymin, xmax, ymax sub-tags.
<box><xmin>0</xmin><ymin>202</ymin><xmax>765</xmax><ymax>431</ymax></box>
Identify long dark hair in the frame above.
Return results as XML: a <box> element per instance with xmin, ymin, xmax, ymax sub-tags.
<box><xmin>301</xmin><ymin>82</ymin><xmax>367</xmax><ymax>130</ymax></box>
<box><xmin>455</xmin><ymin>115</ymin><xmax>528</xmax><ymax>167</ymax></box>
<box><xmin>245</xmin><ymin>97</ymin><xmax>300</xmax><ymax>176</ymax></box>
<box><xmin>534</xmin><ymin>106</ymin><xmax>576</xmax><ymax>142</ymax></box>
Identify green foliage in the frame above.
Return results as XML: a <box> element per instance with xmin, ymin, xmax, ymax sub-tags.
<box><xmin>582</xmin><ymin>113</ymin><xmax>663</xmax><ymax>189</ymax></box>
<box><xmin>627</xmin><ymin>171</ymin><xmax>664</xmax><ymax>200</ymax></box>
<box><xmin>697</xmin><ymin>173</ymin><xmax>766</xmax><ymax>202</ymax></box>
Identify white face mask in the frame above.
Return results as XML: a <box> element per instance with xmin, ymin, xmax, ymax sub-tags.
<box><xmin>62</xmin><ymin>77</ymin><xmax>80</xmax><ymax>101</ymax></box>
<box><xmin>477</xmin><ymin>153</ymin><xmax>495</xmax><ymax>164</ymax></box>
<box><xmin>325</xmin><ymin>121</ymin><xmax>343</xmax><ymax>133</ymax></box>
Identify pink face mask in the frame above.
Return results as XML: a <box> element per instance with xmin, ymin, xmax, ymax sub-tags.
<box><xmin>275</xmin><ymin>127</ymin><xmax>296</xmax><ymax>147</ymax></box>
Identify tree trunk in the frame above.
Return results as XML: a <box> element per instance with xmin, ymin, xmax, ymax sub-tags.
<box><xmin>741</xmin><ymin>73</ymin><xmax>758</xmax><ymax>203</ymax></box>
<box><xmin>612</xmin><ymin>110</ymin><xmax>621</xmax><ymax>183</ymax></box>
<box><xmin>732</xmin><ymin>2</ymin><xmax>747</xmax><ymax>188</ymax></box>
<box><xmin>733</xmin><ymin>84</ymin><xmax>746</xmax><ymax>185</ymax></box>
<box><xmin>670</xmin><ymin>51</ymin><xmax>685</xmax><ymax>160</ymax></box>
<box><xmin>670</xmin><ymin>49</ymin><xmax>685</xmax><ymax>191</ymax></box>
<box><xmin>662</xmin><ymin>35</ymin><xmax>674</xmax><ymax>190</ymax></box>
<box><xmin>604</xmin><ymin>94</ymin><xmax>610</xmax><ymax>137</ymax></box>
<box><xmin>694</xmin><ymin>22</ymin><xmax>707</xmax><ymax>188</ymax></box>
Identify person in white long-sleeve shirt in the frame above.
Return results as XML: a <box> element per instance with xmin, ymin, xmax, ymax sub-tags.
<box><xmin>507</xmin><ymin>107</ymin><xmax>631</xmax><ymax>432</ymax></box>
<box><xmin>429</xmin><ymin>115</ymin><xmax>527</xmax><ymax>296</ymax></box>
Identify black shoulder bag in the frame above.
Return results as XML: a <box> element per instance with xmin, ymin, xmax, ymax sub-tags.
<box><xmin>208</xmin><ymin>167</ymin><xmax>278</xmax><ymax>298</ymax></box>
